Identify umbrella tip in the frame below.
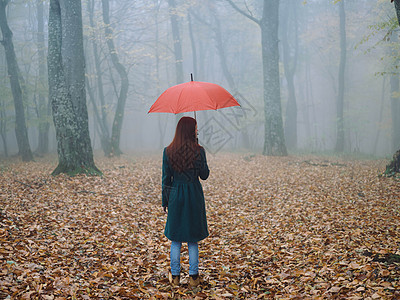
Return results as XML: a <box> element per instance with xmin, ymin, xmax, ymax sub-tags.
<box><xmin>191</xmin><ymin>73</ymin><xmax>193</xmax><ymax>81</ymax></box>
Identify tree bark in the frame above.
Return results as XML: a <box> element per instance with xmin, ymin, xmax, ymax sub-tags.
<box><xmin>101</xmin><ymin>0</ymin><xmax>129</xmax><ymax>156</ymax></box>
<box><xmin>48</xmin><ymin>0</ymin><xmax>99</xmax><ymax>175</ymax></box>
<box><xmin>0</xmin><ymin>0</ymin><xmax>33</xmax><ymax>161</ymax></box>
<box><xmin>335</xmin><ymin>0</ymin><xmax>346</xmax><ymax>152</ymax></box>
<box><xmin>36</xmin><ymin>0</ymin><xmax>50</xmax><ymax>154</ymax></box>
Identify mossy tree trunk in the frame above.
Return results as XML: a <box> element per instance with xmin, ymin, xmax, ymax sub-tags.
<box><xmin>48</xmin><ymin>0</ymin><xmax>100</xmax><ymax>176</ymax></box>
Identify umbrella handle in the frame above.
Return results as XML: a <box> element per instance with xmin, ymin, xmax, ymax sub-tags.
<box><xmin>191</xmin><ymin>74</ymin><xmax>196</xmax><ymax>119</ymax></box>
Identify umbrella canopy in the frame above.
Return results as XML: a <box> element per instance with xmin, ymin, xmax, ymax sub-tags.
<box><xmin>148</xmin><ymin>80</ymin><xmax>240</xmax><ymax>114</ymax></box>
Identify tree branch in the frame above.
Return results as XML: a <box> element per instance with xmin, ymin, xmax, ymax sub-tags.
<box><xmin>225</xmin><ymin>0</ymin><xmax>260</xmax><ymax>25</ymax></box>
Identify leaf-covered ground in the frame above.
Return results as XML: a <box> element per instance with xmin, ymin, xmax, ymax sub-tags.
<box><xmin>0</xmin><ymin>153</ymin><xmax>399</xmax><ymax>299</ymax></box>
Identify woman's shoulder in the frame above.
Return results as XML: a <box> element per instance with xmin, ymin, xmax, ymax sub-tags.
<box><xmin>163</xmin><ymin>147</ymin><xmax>169</xmax><ymax>159</ymax></box>
<box><xmin>198</xmin><ymin>145</ymin><xmax>206</xmax><ymax>154</ymax></box>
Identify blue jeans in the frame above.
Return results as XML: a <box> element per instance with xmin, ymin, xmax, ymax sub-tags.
<box><xmin>170</xmin><ymin>241</ymin><xmax>198</xmax><ymax>276</ymax></box>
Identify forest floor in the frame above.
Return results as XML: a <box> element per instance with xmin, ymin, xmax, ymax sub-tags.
<box><xmin>0</xmin><ymin>153</ymin><xmax>399</xmax><ymax>299</ymax></box>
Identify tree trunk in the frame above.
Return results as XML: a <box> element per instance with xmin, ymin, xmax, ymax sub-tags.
<box><xmin>373</xmin><ymin>76</ymin><xmax>386</xmax><ymax>155</ymax></box>
<box><xmin>168</xmin><ymin>0</ymin><xmax>184</xmax><ymax>123</ymax></box>
<box><xmin>0</xmin><ymin>0</ymin><xmax>33</xmax><ymax>162</ymax></box>
<box><xmin>101</xmin><ymin>0</ymin><xmax>129</xmax><ymax>156</ymax></box>
<box><xmin>0</xmin><ymin>100</ymin><xmax>8</xmax><ymax>157</ymax></box>
<box><xmin>87</xmin><ymin>0</ymin><xmax>112</xmax><ymax>156</ymax></box>
<box><xmin>390</xmin><ymin>33</ymin><xmax>400</xmax><ymax>152</ymax></box>
<box><xmin>210</xmin><ymin>7</ymin><xmax>236</xmax><ymax>90</ymax></box>
<box><xmin>384</xmin><ymin>0</ymin><xmax>400</xmax><ymax>176</ymax></box>
<box><xmin>154</xmin><ymin>0</ymin><xmax>167</xmax><ymax>148</ymax></box>
<box><xmin>48</xmin><ymin>0</ymin><xmax>100</xmax><ymax>175</ymax></box>
<box><xmin>394</xmin><ymin>0</ymin><xmax>400</xmax><ymax>26</ymax></box>
<box><xmin>384</xmin><ymin>149</ymin><xmax>400</xmax><ymax>176</ymax></box>
<box><xmin>210</xmin><ymin>7</ymin><xmax>251</xmax><ymax>150</ymax></box>
<box><xmin>168</xmin><ymin>0</ymin><xmax>184</xmax><ymax>85</ymax></box>
<box><xmin>85</xmin><ymin>77</ymin><xmax>111</xmax><ymax>155</ymax></box>
<box><xmin>36</xmin><ymin>0</ymin><xmax>50</xmax><ymax>154</ymax></box>
<box><xmin>282</xmin><ymin>1</ymin><xmax>299</xmax><ymax>151</ymax></box>
<box><xmin>391</xmin><ymin>79</ymin><xmax>400</xmax><ymax>152</ymax></box>
<box><xmin>187</xmin><ymin>11</ymin><xmax>198</xmax><ymax>80</ymax></box>
<box><xmin>261</xmin><ymin>0</ymin><xmax>287</xmax><ymax>156</ymax></box>
<box><xmin>226</xmin><ymin>0</ymin><xmax>287</xmax><ymax>156</ymax></box>
<box><xmin>335</xmin><ymin>0</ymin><xmax>346</xmax><ymax>152</ymax></box>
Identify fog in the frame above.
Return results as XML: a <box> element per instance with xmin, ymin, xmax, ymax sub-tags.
<box><xmin>1</xmin><ymin>0</ymin><xmax>399</xmax><ymax>159</ymax></box>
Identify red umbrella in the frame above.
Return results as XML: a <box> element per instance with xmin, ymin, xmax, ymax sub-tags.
<box><xmin>148</xmin><ymin>76</ymin><xmax>240</xmax><ymax>115</ymax></box>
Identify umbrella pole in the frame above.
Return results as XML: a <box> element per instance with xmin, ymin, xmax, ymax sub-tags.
<box><xmin>194</xmin><ymin>111</ymin><xmax>196</xmax><ymax>120</ymax></box>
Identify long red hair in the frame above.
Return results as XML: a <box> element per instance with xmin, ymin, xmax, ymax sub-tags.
<box><xmin>166</xmin><ymin>117</ymin><xmax>201</xmax><ymax>172</ymax></box>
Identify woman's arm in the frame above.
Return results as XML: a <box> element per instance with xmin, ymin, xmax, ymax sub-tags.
<box><xmin>162</xmin><ymin>149</ymin><xmax>173</xmax><ymax>207</ymax></box>
<box><xmin>198</xmin><ymin>147</ymin><xmax>209</xmax><ymax>180</ymax></box>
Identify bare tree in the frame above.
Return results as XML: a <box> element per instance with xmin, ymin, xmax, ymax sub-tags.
<box><xmin>36</xmin><ymin>0</ymin><xmax>50</xmax><ymax>154</ymax></box>
<box><xmin>101</xmin><ymin>0</ymin><xmax>129</xmax><ymax>156</ymax></box>
<box><xmin>86</xmin><ymin>0</ymin><xmax>112</xmax><ymax>156</ymax></box>
<box><xmin>281</xmin><ymin>0</ymin><xmax>299</xmax><ymax>150</ymax></box>
<box><xmin>168</xmin><ymin>0</ymin><xmax>184</xmax><ymax>85</ymax></box>
<box><xmin>190</xmin><ymin>4</ymin><xmax>251</xmax><ymax>149</ymax></box>
<box><xmin>226</xmin><ymin>0</ymin><xmax>287</xmax><ymax>156</ymax></box>
<box><xmin>0</xmin><ymin>0</ymin><xmax>33</xmax><ymax>161</ymax></box>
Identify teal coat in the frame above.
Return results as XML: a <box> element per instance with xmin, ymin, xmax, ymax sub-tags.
<box><xmin>162</xmin><ymin>147</ymin><xmax>209</xmax><ymax>243</ymax></box>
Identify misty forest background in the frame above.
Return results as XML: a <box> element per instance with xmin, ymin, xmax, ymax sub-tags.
<box><xmin>1</xmin><ymin>0</ymin><xmax>400</xmax><ymax>163</ymax></box>
<box><xmin>1</xmin><ymin>1</ymin><xmax>400</xmax><ymax>298</ymax></box>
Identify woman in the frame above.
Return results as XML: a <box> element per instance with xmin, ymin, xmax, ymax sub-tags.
<box><xmin>162</xmin><ymin>116</ymin><xmax>209</xmax><ymax>287</ymax></box>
